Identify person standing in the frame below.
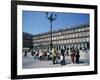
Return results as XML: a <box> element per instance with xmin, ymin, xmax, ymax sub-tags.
<box><xmin>24</xmin><ymin>50</ymin><xmax>27</xmax><ymax>56</ymax></box>
<box><xmin>52</xmin><ymin>48</ymin><xmax>57</xmax><ymax>64</ymax></box>
<box><xmin>39</xmin><ymin>50</ymin><xmax>43</xmax><ymax>61</ymax></box>
<box><xmin>61</xmin><ymin>49</ymin><xmax>65</xmax><ymax>65</ymax></box>
<box><xmin>60</xmin><ymin>54</ymin><xmax>64</xmax><ymax>65</ymax></box>
<box><xmin>76</xmin><ymin>48</ymin><xmax>80</xmax><ymax>63</ymax></box>
<box><xmin>71</xmin><ymin>48</ymin><xmax>76</xmax><ymax>64</ymax></box>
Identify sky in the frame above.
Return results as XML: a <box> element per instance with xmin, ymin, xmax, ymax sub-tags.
<box><xmin>22</xmin><ymin>11</ymin><xmax>89</xmax><ymax>35</ymax></box>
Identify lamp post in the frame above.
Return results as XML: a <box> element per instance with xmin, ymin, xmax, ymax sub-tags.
<box><xmin>46</xmin><ymin>12</ymin><xmax>57</xmax><ymax>50</ymax></box>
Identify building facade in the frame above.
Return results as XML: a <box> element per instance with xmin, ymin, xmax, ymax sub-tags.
<box><xmin>23</xmin><ymin>32</ymin><xmax>33</xmax><ymax>52</ymax></box>
<box><xmin>33</xmin><ymin>24</ymin><xmax>90</xmax><ymax>51</ymax></box>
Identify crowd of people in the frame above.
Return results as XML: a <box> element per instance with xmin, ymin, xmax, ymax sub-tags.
<box><xmin>23</xmin><ymin>47</ymin><xmax>88</xmax><ymax>66</ymax></box>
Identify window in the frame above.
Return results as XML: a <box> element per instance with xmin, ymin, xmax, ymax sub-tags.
<box><xmin>61</xmin><ymin>36</ymin><xmax>63</xmax><ymax>39</ymax></box>
<box><xmin>56</xmin><ymin>41</ymin><xmax>59</xmax><ymax>44</ymax></box>
<box><xmin>52</xmin><ymin>37</ymin><xmax>54</xmax><ymax>40</ymax></box>
<box><xmin>78</xmin><ymin>29</ymin><xmax>81</xmax><ymax>32</ymax></box>
<box><xmin>53</xmin><ymin>37</ymin><xmax>55</xmax><ymax>40</ymax></box>
<box><xmin>73</xmin><ymin>39</ymin><xmax>75</xmax><ymax>43</ymax></box>
<box><xmin>70</xmin><ymin>39</ymin><xmax>72</xmax><ymax>43</ymax></box>
<box><xmin>59</xmin><ymin>41</ymin><xmax>61</xmax><ymax>44</ymax></box>
<box><xmin>70</xmin><ymin>34</ymin><xmax>72</xmax><ymax>38</ymax></box>
<box><xmin>59</xmin><ymin>32</ymin><xmax>61</xmax><ymax>35</ymax></box>
<box><xmin>64</xmin><ymin>40</ymin><xmax>66</xmax><ymax>43</ymax></box>
<box><xmin>67</xmin><ymin>35</ymin><xmax>69</xmax><ymax>38</ymax></box>
<box><xmin>83</xmin><ymin>38</ymin><xmax>86</xmax><ymax>42</ymax></box>
<box><xmin>62</xmin><ymin>40</ymin><xmax>64</xmax><ymax>44</ymax></box>
<box><xmin>86</xmin><ymin>37</ymin><xmax>89</xmax><ymax>41</ymax></box>
<box><xmin>67</xmin><ymin>40</ymin><xmax>69</xmax><ymax>43</ymax></box>
<box><xmin>82</xmin><ymin>28</ymin><xmax>85</xmax><ymax>31</ymax></box>
<box><xmin>78</xmin><ymin>38</ymin><xmax>82</xmax><ymax>42</ymax></box>
<box><xmin>76</xmin><ymin>39</ymin><xmax>78</xmax><ymax>42</ymax></box>
<box><xmin>72</xmin><ymin>34</ymin><xmax>75</xmax><ymax>37</ymax></box>
<box><xmin>68</xmin><ymin>35</ymin><xmax>71</xmax><ymax>38</ymax></box>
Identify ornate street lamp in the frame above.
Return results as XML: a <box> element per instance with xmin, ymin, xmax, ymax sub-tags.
<box><xmin>46</xmin><ymin>12</ymin><xmax>57</xmax><ymax>50</ymax></box>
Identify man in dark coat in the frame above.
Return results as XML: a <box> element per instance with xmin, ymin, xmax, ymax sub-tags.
<box><xmin>76</xmin><ymin>48</ymin><xmax>80</xmax><ymax>63</ymax></box>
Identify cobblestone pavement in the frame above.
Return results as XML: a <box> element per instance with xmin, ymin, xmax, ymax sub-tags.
<box><xmin>22</xmin><ymin>51</ymin><xmax>89</xmax><ymax>69</ymax></box>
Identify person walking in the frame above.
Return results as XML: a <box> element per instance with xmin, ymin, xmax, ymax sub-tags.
<box><xmin>31</xmin><ymin>50</ymin><xmax>34</xmax><ymax>56</ymax></box>
<box><xmin>52</xmin><ymin>48</ymin><xmax>57</xmax><ymax>64</ymax></box>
